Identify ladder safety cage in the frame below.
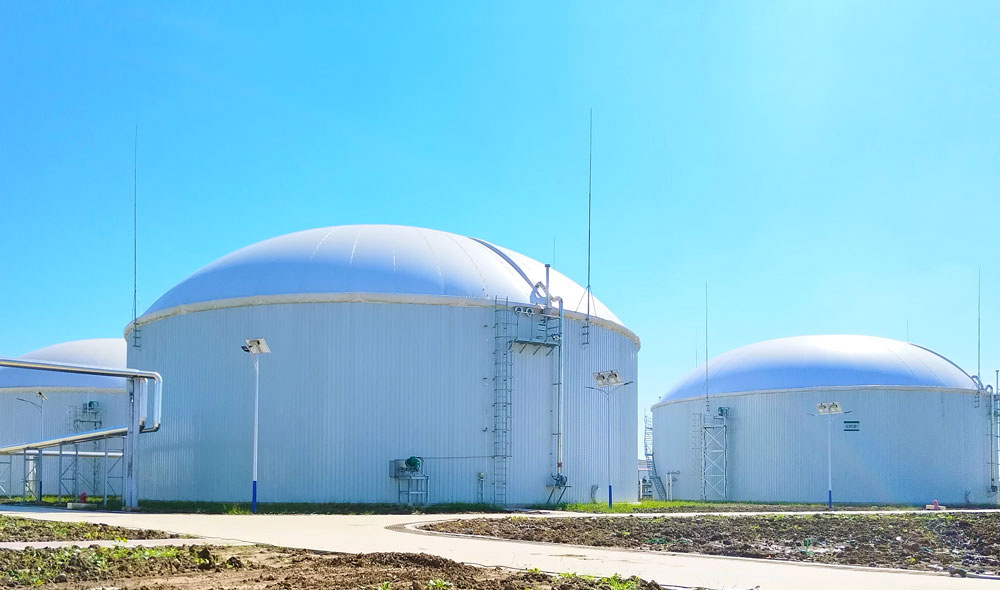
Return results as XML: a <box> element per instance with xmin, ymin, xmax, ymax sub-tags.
<box><xmin>492</xmin><ymin>298</ymin><xmax>516</xmax><ymax>506</ymax></box>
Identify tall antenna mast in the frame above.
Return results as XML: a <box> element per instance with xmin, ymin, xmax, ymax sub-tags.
<box><xmin>132</xmin><ymin>126</ymin><xmax>139</xmax><ymax>347</ymax></box>
<box><xmin>704</xmin><ymin>282</ymin><xmax>710</xmax><ymax>412</ymax></box>
<box><xmin>695</xmin><ymin>329</ymin><xmax>699</xmax><ymax>368</ymax></box>
<box><xmin>586</xmin><ymin>108</ymin><xmax>593</xmax><ymax>321</ymax></box>
<box><xmin>978</xmin><ymin>268</ymin><xmax>981</xmax><ymax>379</ymax></box>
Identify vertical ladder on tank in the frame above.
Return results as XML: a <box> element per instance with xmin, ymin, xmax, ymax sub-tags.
<box><xmin>492</xmin><ymin>298</ymin><xmax>515</xmax><ymax>505</ymax></box>
<box><xmin>643</xmin><ymin>414</ymin><xmax>667</xmax><ymax>500</ymax></box>
<box><xmin>701</xmin><ymin>408</ymin><xmax>729</xmax><ymax>501</ymax></box>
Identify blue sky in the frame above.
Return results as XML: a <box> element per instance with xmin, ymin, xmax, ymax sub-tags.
<box><xmin>2</xmin><ymin>2</ymin><xmax>999</xmax><ymax>425</ymax></box>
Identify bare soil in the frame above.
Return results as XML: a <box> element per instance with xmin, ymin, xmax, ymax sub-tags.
<box><xmin>424</xmin><ymin>512</ymin><xmax>1000</xmax><ymax>576</ymax></box>
<box><xmin>3</xmin><ymin>545</ymin><xmax>662</xmax><ymax>589</ymax></box>
<box><xmin>0</xmin><ymin>516</ymin><xmax>176</xmax><ymax>542</ymax></box>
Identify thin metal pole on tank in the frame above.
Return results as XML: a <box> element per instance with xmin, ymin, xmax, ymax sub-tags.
<box><xmin>586</xmin><ymin>108</ymin><xmax>592</xmax><ymax>321</ymax></box>
<box><xmin>252</xmin><ymin>353</ymin><xmax>259</xmax><ymax>514</ymax></box>
<box><xmin>826</xmin><ymin>413</ymin><xmax>833</xmax><ymax>510</ymax></box>
<box><xmin>241</xmin><ymin>339</ymin><xmax>270</xmax><ymax>514</ymax></box>
<box><xmin>103</xmin><ymin>437</ymin><xmax>109</xmax><ymax>508</ymax></box>
<box><xmin>607</xmin><ymin>392</ymin><xmax>612</xmax><ymax>509</ymax></box>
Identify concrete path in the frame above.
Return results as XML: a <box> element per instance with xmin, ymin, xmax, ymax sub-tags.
<box><xmin>0</xmin><ymin>506</ymin><xmax>996</xmax><ymax>590</ymax></box>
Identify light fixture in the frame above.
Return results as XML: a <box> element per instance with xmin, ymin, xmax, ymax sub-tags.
<box><xmin>244</xmin><ymin>338</ymin><xmax>270</xmax><ymax>354</ymax></box>
<box><xmin>593</xmin><ymin>369</ymin><xmax>622</xmax><ymax>387</ymax></box>
<box><xmin>816</xmin><ymin>402</ymin><xmax>843</xmax><ymax>415</ymax></box>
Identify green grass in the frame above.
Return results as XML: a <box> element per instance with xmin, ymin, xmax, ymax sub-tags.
<box><xmin>135</xmin><ymin>500</ymin><xmax>507</xmax><ymax>515</ymax></box>
<box><xmin>0</xmin><ymin>495</ymin><xmax>122</xmax><ymax>510</ymax></box>
<box><xmin>541</xmin><ymin>499</ymin><xmax>923</xmax><ymax>514</ymax></box>
<box><xmin>1</xmin><ymin>495</ymin><xmax>504</xmax><ymax>515</ymax></box>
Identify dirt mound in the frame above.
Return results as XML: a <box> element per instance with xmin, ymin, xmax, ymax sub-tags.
<box><xmin>0</xmin><ymin>546</ymin><xmax>660</xmax><ymax>589</ymax></box>
<box><xmin>425</xmin><ymin>512</ymin><xmax>1000</xmax><ymax>575</ymax></box>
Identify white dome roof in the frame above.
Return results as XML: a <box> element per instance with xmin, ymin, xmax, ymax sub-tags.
<box><xmin>658</xmin><ymin>335</ymin><xmax>978</xmax><ymax>404</ymax></box>
<box><xmin>0</xmin><ymin>338</ymin><xmax>127</xmax><ymax>393</ymax></box>
<box><xmin>142</xmin><ymin>224</ymin><xmax>624</xmax><ymax>327</ymax></box>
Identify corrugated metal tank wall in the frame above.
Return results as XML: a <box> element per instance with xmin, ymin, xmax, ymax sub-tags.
<box><xmin>128</xmin><ymin>301</ymin><xmax>638</xmax><ymax>504</ymax></box>
<box><xmin>652</xmin><ymin>388</ymin><xmax>994</xmax><ymax>504</ymax></box>
<box><xmin>0</xmin><ymin>392</ymin><xmax>128</xmax><ymax>498</ymax></box>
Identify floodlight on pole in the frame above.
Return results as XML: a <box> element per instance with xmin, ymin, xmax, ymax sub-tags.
<box><xmin>593</xmin><ymin>369</ymin><xmax>623</xmax><ymax>388</ymax></box>
<box><xmin>16</xmin><ymin>394</ymin><xmax>45</xmax><ymax>440</ymax></box>
<box><xmin>812</xmin><ymin>401</ymin><xmax>849</xmax><ymax>510</ymax></box>
<box><xmin>588</xmin><ymin>372</ymin><xmax>634</xmax><ymax>509</ymax></box>
<box><xmin>241</xmin><ymin>338</ymin><xmax>270</xmax><ymax>514</ymax></box>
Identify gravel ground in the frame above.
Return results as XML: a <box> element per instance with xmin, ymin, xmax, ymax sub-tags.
<box><xmin>424</xmin><ymin>512</ymin><xmax>1000</xmax><ymax>576</ymax></box>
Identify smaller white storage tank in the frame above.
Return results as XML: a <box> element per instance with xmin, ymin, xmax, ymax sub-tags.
<box><xmin>651</xmin><ymin>335</ymin><xmax>998</xmax><ymax>505</ymax></box>
<box><xmin>0</xmin><ymin>339</ymin><xmax>129</xmax><ymax>498</ymax></box>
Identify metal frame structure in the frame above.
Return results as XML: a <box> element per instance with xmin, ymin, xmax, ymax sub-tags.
<box><xmin>699</xmin><ymin>408</ymin><xmax>728</xmax><ymax>501</ymax></box>
<box><xmin>21</xmin><ymin>453</ymin><xmax>40</xmax><ymax>503</ymax></box>
<box><xmin>0</xmin><ymin>456</ymin><xmax>10</xmax><ymax>499</ymax></box>
<box><xmin>1</xmin><ymin>427</ymin><xmax>127</xmax><ymax>506</ymax></box>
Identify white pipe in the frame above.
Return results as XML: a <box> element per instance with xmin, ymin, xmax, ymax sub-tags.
<box><xmin>545</xmin><ymin>264</ymin><xmax>552</xmax><ymax>308</ymax></box>
<box><xmin>19</xmin><ymin>449</ymin><xmax>123</xmax><ymax>458</ymax></box>
<box><xmin>125</xmin><ymin>380</ymin><xmax>141</xmax><ymax>508</ymax></box>
<box><xmin>557</xmin><ymin>297</ymin><xmax>564</xmax><ymax>474</ymax></box>
<box><xmin>0</xmin><ymin>358</ymin><xmax>162</xmax><ymax>432</ymax></box>
<box><xmin>551</xmin><ymin>296</ymin><xmax>565</xmax><ymax>478</ymax></box>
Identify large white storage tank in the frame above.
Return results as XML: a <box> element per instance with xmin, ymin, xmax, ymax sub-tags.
<box><xmin>127</xmin><ymin>225</ymin><xmax>639</xmax><ymax>505</ymax></box>
<box><xmin>651</xmin><ymin>335</ymin><xmax>998</xmax><ymax>505</ymax></box>
<box><xmin>0</xmin><ymin>338</ymin><xmax>129</xmax><ymax>497</ymax></box>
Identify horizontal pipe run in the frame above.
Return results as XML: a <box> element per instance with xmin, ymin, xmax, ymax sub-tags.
<box><xmin>0</xmin><ymin>357</ymin><xmax>162</xmax><ymax>433</ymax></box>
<box><xmin>19</xmin><ymin>449</ymin><xmax>124</xmax><ymax>458</ymax></box>
<box><xmin>0</xmin><ymin>427</ymin><xmax>128</xmax><ymax>454</ymax></box>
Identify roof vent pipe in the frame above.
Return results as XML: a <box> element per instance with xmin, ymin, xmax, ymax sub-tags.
<box><xmin>545</xmin><ymin>264</ymin><xmax>553</xmax><ymax>309</ymax></box>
